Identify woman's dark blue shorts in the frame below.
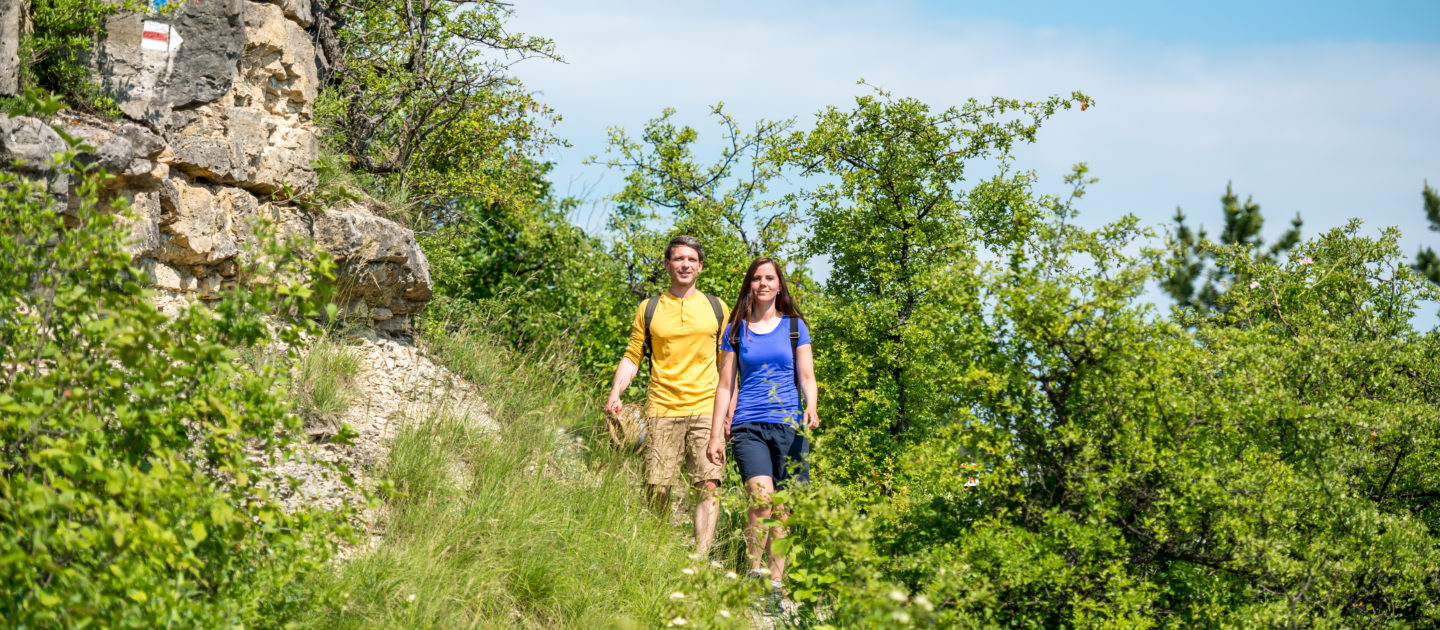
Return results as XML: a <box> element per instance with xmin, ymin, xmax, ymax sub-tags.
<box><xmin>730</xmin><ymin>422</ymin><xmax>809</xmax><ymax>489</ymax></box>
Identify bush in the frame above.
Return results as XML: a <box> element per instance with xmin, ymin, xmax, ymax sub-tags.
<box><xmin>0</xmin><ymin>92</ymin><xmax>349</xmax><ymax>627</ymax></box>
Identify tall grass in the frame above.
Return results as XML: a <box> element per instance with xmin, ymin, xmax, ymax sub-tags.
<box><xmin>294</xmin><ymin>335</ymin><xmax>363</xmax><ymax>424</ymax></box>
<box><xmin>299</xmin><ymin>326</ymin><xmax>759</xmax><ymax>629</ymax></box>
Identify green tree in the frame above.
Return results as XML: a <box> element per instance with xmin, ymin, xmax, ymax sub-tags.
<box><xmin>770</xmin><ymin>84</ymin><xmax>1089</xmax><ymax>489</ymax></box>
<box><xmin>593</xmin><ymin>104</ymin><xmax>800</xmax><ymax>302</ymax></box>
<box><xmin>1413</xmin><ymin>181</ymin><xmax>1440</xmax><ymax>286</ymax></box>
<box><xmin>314</xmin><ymin>0</ymin><xmax>562</xmax><ymax>221</ymax></box>
<box><xmin>1</xmin><ymin>92</ymin><xmax>347</xmax><ymax>626</ymax></box>
<box><xmin>1163</xmin><ymin>182</ymin><xmax>1302</xmax><ymax>311</ymax></box>
<box><xmin>783</xmin><ymin>214</ymin><xmax>1440</xmax><ymax>627</ymax></box>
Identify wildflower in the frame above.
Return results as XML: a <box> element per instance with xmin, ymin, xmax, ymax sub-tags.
<box><xmin>670</xmin><ymin>591</ymin><xmax>686</xmax><ymax>600</ymax></box>
<box><xmin>888</xmin><ymin>589</ymin><xmax>908</xmax><ymax>603</ymax></box>
<box><xmin>1298</xmin><ymin>256</ymin><xmax>1314</xmax><ymax>266</ymax></box>
<box><xmin>687</xmin><ymin>553</ymin><xmax>703</xmax><ymax>561</ymax></box>
<box><xmin>725</xmin><ymin>571</ymin><xmax>738</xmax><ymax>579</ymax></box>
<box><xmin>1249</xmin><ymin>281</ymin><xmax>1259</xmax><ymax>289</ymax></box>
<box><xmin>719</xmin><ymin>609</ymin><xmax>732</xmax><ymax>618</ymax></box>
<box><xmin>914</xmin><ymin>594</ymin><xmax>934</xmax><ymax>611</ymax></box>
<box><xmin>892</xmin><ymin>611</ymin><xmax>912</xmax><ymax>624</ymax></box>
<box><xmin>406</xmin><ymin>593</ymin><xmax>416</xmax><ymax>603</ymax></box>
<box><xmin>710</xmin><ymin>560</ymin><xmax>723</xmax><ymax>569</ymax></box>
<box><xmin>681</xmin><ymin>568</ymin><xmax>695</xmax><ymax>576</ymax></box>
<box><xmin>667</xmin><ymin>617</ymin><xmax>689</xmax><ymax>627</ymax></box>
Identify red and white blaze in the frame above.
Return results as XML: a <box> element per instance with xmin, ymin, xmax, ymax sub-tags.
<box><xmin>141</xmin><ymin>21</ymin><xmax>173</xmax><ymax>52</ymax></box>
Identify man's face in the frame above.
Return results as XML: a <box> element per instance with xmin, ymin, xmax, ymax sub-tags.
<box><xmin>665</xmin><ymin>245</ymin><xmax>702</xmax><ymax>286</ymax></box>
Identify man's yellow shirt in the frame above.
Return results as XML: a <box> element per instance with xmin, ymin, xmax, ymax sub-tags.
<box><xmin>622</xmin><ymin>291</ymin><xmax>728</xmax><ymax>419</ymax></box>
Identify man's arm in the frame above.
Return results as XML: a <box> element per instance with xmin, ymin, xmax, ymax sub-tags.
<box><xmin>606</xmin><ymin>303</ymin><xmax>648</xmax><ymax>416</ymax></box>
<box><xmin>605</xmin><ymin>357</ymin><xmax>639</xmax><ymax>416</ymax></box>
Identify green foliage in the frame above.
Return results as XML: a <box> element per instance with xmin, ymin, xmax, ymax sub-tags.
<box><xmin>298</xmin><ymin>325</ymin><xmax>756</xmax><ymax>628</ymax></box>
<box><xmin>0</xmin><ymin>91</ymin><xmax>349</xmax><ymax>627</ymax></box>
<box><xmin>781</xmin><ymin>205</ymin><xmax>1440</xmax><ymax>626</ymax></box>
<box><xmin>10</xmin><ymin>0</ymin><xmax>137</xmax><ymax>114</ymax></box>
<box><xmin>315</xmin><ymin>0</ymin><xmax>562</xmax><ymax>219</ymax></box>
<box><xmin>594</xmin><ymin>104</ymin><xmax>803</xmax><ymax>302</ymax></box>
<box><xmin>1162</xmin><ymin>182</ymin><xmax>1303</xmax><ymax>312</ymax></box>
<box><xmin>294</xmin><ymin>334</ymin><xmax>363</xmax><ymax>425</ymax></box>
<box><xmin>770</xmin><ymin>83</ymin><xmax>1090</xmax><ymax>490</ymax></box>
<box><xmin>1413</xmin><ymin>181</ymin><xmax>1440</xmax><ymax>287</ymax></box>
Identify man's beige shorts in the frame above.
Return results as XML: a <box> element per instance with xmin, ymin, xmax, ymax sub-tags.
<box><xmin>643</xmin><ymin>414</ymin><xmax>723</xmax><ymax>487</ymax></box>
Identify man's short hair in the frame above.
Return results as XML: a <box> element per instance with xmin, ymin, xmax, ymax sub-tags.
<box><xmin>665</xmin><ymin>235</ymin><xmax>705</xmax><ymax>262</ymax></box>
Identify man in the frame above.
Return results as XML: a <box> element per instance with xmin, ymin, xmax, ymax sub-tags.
<box><xmin>605</xmin><ymin>235</ymin><xmax>728</xmax><ymax>554</ymax></box>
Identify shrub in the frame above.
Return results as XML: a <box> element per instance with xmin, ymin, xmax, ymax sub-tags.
<box><xmin>0</xmin><ymin>91</ymin><xmax>349</xmax><ymax>627</ymax></box>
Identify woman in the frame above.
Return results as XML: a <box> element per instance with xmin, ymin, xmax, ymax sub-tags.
<box><xmin>706</xmin><ymin>257</ymin><xmax>818</xmax><ymax>596</ymax></box>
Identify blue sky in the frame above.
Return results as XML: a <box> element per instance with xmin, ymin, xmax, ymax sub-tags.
<box><xmin>509</xmin><ymin>0</ymin><xmax>1440</xmax><ymax>319</ymax></box>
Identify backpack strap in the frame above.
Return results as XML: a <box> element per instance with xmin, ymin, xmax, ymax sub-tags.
<box><xmin>704</xmin><ymin>293</ymin><xmax>724</xmax><ymax>367</ymax></box>
<box><xmin>790</xmin><ymin>316</ymin><xmax>803</xmax><ymax>409</ymax></box>
<box><xmin>641</xmin><ymin>295</ymin><xmax>662</xmax><ymax>367</ymax></box>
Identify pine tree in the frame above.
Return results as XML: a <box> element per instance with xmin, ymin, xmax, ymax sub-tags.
<box><xmin>1163</xmin><ymin>182</ymin><xmax>1302</xmax><ymax>311</ymax></box>
<box><xmin>1414</xmin><ymin>181</ymin><xmax>1440</xmax><ymax>287</ymax></box>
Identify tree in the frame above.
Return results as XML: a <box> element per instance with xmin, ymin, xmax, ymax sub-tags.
<box><xmin>314</xmin><ymin>0</ymin><xmax>562</xmax><ymax>221</ymax></box>
<box><xmin>769</xmin><ymin>84</ymin><xmax>1088</xmax><ymax>488</ymax></box>
<box><xmin>1163</xmin><ymin>182</ymin><xmax>1302</xmax><ymax>311</ymax></box>
<box><xmin>1414</xmin><ymin>181</ymin><xmax>1440</xmax><ymax>287</ymax></box>
<box><xmin>593</xmin><ymin>104</ymin><xmax>800</xmax><ymax>302</ymax></box>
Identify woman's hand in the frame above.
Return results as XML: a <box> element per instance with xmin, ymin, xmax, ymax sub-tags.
<box><xmin>706</xmin><ymin>436</ymin><xmax>726</xmax><ymax>466</ymax></box>
<box><xmin>803</xmin><ymin>408</ymin><xmax>819</xmax><ymax>430</ymax></box>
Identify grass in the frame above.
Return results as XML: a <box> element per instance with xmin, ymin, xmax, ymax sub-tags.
<box><xmin>294</xmin><ymin>334</ymin><xmax>363</xmax><ymax>425</ymax></box>
<box><xmin>297</xmin><ymin>325</ymin><xmax>762</xmax><ymax>629</ymax></box>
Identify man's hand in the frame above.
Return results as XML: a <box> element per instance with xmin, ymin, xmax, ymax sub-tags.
<box><xmin>803</xmin><ymin>408</ymin><xmax>820</xmax><ymax>430</ymax></box>
<box><xmin>604</xmin><ymin>395</ymin><xmax>623</xmax><ymax>418</ymax></box>
<box><xmin>706</xmin><ymin>436</ymin><xmax>725</xmax><ymax>466</ymax></box>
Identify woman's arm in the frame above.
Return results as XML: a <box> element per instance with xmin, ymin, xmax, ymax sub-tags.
<box><xmin>706</xmin><ymin>350</ymin><xmax>737</xmax><ymax>465</ymax></box>
<box><xmin>796</xmin><ymin>344</ymin><xmax>819</xmax><ymax>430</ymax></box>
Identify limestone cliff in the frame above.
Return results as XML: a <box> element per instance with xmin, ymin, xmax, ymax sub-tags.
<box><xmin>0</xmin><ymin>0</ymin><xmax>430</xmax><ymax>329</ymax></box>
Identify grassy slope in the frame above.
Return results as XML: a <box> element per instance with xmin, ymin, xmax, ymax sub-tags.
<box><xmin>296</xmin><ymin>327</ymin><xmax>758</xmax><ymax>629</ymax></box>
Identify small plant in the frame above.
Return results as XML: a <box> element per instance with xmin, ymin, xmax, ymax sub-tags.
<box><xmin>293</xmin><ymin>334</ymin><xmax>363</xmax><ymax>425</ymax></box>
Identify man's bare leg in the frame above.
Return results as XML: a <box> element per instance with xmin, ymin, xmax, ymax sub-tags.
<box><xmin>694</xmin><ymin>479</ymin><xmax>719</xmax><ymax>555</ymax></box>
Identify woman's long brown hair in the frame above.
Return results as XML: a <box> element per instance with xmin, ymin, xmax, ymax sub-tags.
<box><xmin>726</xmin><ymin>257</ymin><xmax>805</xmax><ymax>346</ymax></box>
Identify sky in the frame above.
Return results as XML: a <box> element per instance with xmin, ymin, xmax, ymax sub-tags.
<box><xmin>508</xmin><ymin>0</ymin><xmax>1440</xmax><ymax>317</ymax></box>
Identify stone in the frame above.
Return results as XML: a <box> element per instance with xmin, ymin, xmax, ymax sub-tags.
<box><xmin>114</xmin><ymin>190</ymin><xmax>164</xmax><ymax>259</ymax></box>
<box><xmin>197</xmin><ymin>272</ymin><xmax>223</xmax><ymax>298</ymax></box>
<box><xmin>155</xmin><ymin>175</ymin><xmax>253</xmax><ymax>266</ymax></box>
<box><xmin>97</xmin><ymin>0</ymin><xmax>245</xmax><ymax>122</ymax></box>
<box><xmin>0</xmin><ymin>115</ymin><xmax>70</xmax><ymax>205</ymax></box>
<box><xmin>370</xmin><ymin>306</ymin><xmax>394</xmax><ymax>320</ymax></box>
<box><xmin>0</xmin><ymin>116</ymin><xmax>66</xmax><ymax>173</ymax></box>
<box><xmin>374</xmin><ymin>316</ymin><xmax>408</xmax><ymax>332</ymax></box>
<box><xmin>163</xmin><ymin>1</ymin><xmax>319</xmax><ymax>194</ymax></box>
<box><xmin>54</xmin><ymin>113</ymin><xmax>170</xmax><ymax>187</ymax></box>
<box><xmin>312</xmin><ymin>205</ymin><xmax>433</xmax><ymax>315</ymax></box>
<box><xmin>0</xmin><ymin>0</ymin><xmax>20</xmax><ymax>97</ymax></box>
<box><xmin>264</xmin><ymin>0</ymin><xmax>313</xmax><ymax>29</ymax></box>
<box><xmin>139</xmin><ymin>258</ymin><xmax>198</xmax><ymax>291</ymax></box>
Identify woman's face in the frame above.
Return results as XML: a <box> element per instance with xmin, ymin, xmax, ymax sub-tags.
<box><xmin>749</xmin><ymin>263</ymin><xmax>781</xmax><ymax>304</ymax></box>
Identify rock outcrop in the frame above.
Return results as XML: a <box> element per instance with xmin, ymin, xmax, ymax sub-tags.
<box><xmin>0</xmin><ymin>0</ymin><xmax>20</xmax><ymax>97</ymax></box>
<box><xmin>1</xmin><ymin>0</ymin><xmax>430</xmax><ymax>328</ymax></box>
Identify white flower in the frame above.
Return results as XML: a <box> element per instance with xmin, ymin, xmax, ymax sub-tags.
<box><xmin>687</xmin><ymin>553</ymin><xmax>703</xmax><ymax>560</ymax></box>
<box><xmin>719</xmin><ymin>609</ymin><xmax>732</xmax><ymax>618</ymax></box>
<box><xmin>914</xmin><ymin>594</ymin><xmax>934</xmax><ymax>611</ymax></box>
<box><xmin>406</xmin><ymin>593</ymin><xmax>416</xmax><ymax>603</ymax></box>
<box><xmin>681</xmin><ymin>568</ymin><xmax>695</xmax><ymax>576</ymax></box>
<box><xmin>725</xmin><ymin>571</ymin><xmax>738</xmax><ymax>579</ymax></box>
<box><xmin>888</xmin><ymin>589</ymin><xmax>908</xmax><ymax>603</ymax></box>
<box><xmin>1249</xmin><ymin>281</ymin><xmax>1260</xmax><ymax>289</ymax></box>
<box><xmin>892</xmin><ymin>611</ymin><xmax>912</xmax><ymax>623</ymax></box>
<box><xmin>667</xmin><ymin>617</ymin><xmax>689</xmax><ymax>627</ymax></box>
<box><xmin>710</xmin><ymin>560</ymin><xmax>723</xmax><ymax>569</ymax></box>
<box><xmin>670</xmin><ymin>591</ymin><xmax>686</xmax><ymax>600</ymax></box>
